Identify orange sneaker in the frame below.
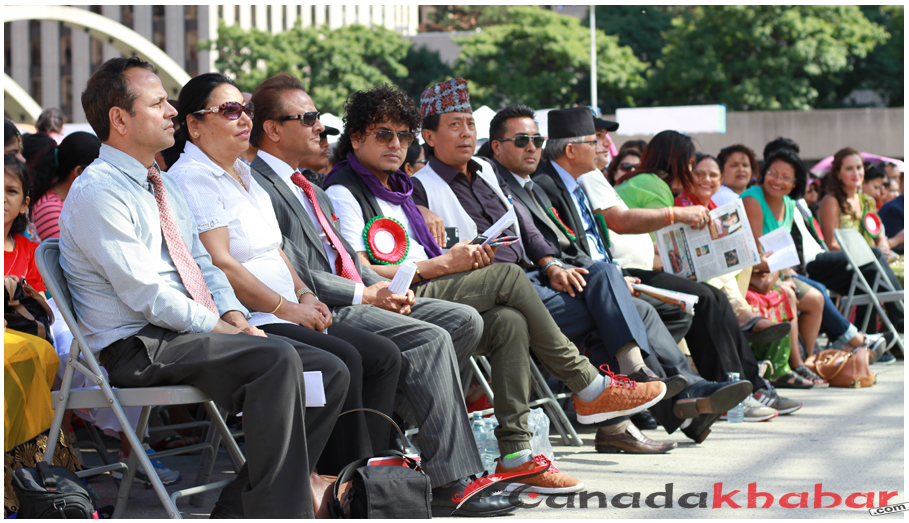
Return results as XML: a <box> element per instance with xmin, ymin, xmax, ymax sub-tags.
<box><xmin>495</xmin><ymin>455</ymin><xmax>584</xmax><ymax>494</ymax></box>
<box><xmin>573</xmin><ymin>365</ymin><xmax>666</xmax><ymax>424</ymax></box>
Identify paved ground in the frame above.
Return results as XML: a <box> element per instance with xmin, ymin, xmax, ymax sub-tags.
<box><xmin>78</xmin><ymin>360</ymin><xmax>904</xmax><ymax>519</ymax></box>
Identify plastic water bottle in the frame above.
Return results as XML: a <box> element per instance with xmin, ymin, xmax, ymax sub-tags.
<box><xmin>527</xmin><ymin>408</ymin><xmax>554</xmax><ymax>461</ymax></box>
<box><xmin>725</xmin><ymin>372</ymin><xmax>745</xmax><ymax>423</ymax></box>
<box><xmin>470</xmin><ymin>413</ymin><xmax>500</xmax><ymax>474</ymax></box>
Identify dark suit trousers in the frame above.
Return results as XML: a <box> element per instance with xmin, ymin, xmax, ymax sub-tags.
<box><xmin>528</xmin><ymin>261</ymin><xmax>651</xmax><ymax>360</ymax></box>
<box><xmin>102</xmin><ymin>324</ymin><xmax>348</xmax><ymax>519</ymax></box>
<box><xmin>588</xmin><ymin>297</ymin><xmax>703</xmax><ymax>434</ymax></box>
<box><xmin>806</xmin><ymin>249</ymin><xmax>904</xmax><ymax>333</ymax></box>
<box><xmin>624</xmin><ymin>268</ymin><xmax>765</xmax><ymax>393</ymax></box>
<box><xmin>258</xmin><ymin>322</ymin><xmax>401</xmax><ymax>475</ymax></box>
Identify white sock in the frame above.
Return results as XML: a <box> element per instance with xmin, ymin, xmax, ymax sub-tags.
<box><xmin>576</xmin><ymin>374</ymin><xmax>609</xmax><ymax>402</ymax></box>
<box><xmin>501</xmin><ymin>449</ymin><xmax>533</xmax><ymax>469</ymax></box>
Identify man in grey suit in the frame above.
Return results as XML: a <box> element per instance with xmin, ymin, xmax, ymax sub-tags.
<box><xmin>245</xmin><ymin>73</ymin><xmax>514</xmax><ymax>517</ymax></box>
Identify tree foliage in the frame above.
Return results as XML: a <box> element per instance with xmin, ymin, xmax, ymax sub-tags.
<box><xmin>587</xmin><ymin>5</ymin><xmax>677</xmax><ymax>65</ymax></box>
<box><xmin>397</xmin><ymin>45</ymin><xmax>453</xmax><ymax>103</ymax></box>
<box><xmin>852</xmin><ymin>5</ymin><xmax>903</xmax><ymax>107</ymax></box>
<box><xmin>647</xmin><ymin>6</ymin><xmax>889</xmax><ymax>110</ymax></box>
<box><xmin>452</xmin><ymin>6</ymin><xmax>647</xmax><ymax>112</ymax></box>
<box><xmin>206</xmin><ymin>21</ymin><xmax>410</xmax><ymax>114</ymax></box>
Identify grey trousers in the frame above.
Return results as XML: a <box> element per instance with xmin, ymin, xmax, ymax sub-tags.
<box><xmin>330</xmin><ymin>297</ymin><xmax>485</xmax><ymax>486</ymax></box>
<box><xmin>101</xmin><ymin>324</ymin><xmax>349</xmax><ymax>519</ymax></box>
<box><xmin>414</xmin><ymin>263</ymin><xmax>599</xmax><ymax>456</ymax></box>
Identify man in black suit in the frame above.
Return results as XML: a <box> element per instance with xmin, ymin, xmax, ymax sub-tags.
<box><xmin>491</xmin><ymin>105</ymin><xmax>753</xmax><ymax>444</ymax></box>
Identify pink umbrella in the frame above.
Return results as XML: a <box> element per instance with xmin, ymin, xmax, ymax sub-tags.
<box><xmin>811</xmin><ymin>153</ymin><xmax>904</xmax><ymax>176</ymax></box>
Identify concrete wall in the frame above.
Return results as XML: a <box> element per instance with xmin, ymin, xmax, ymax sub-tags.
<box><xmin>606</xmin><ymin>107</ymin><xmax>904</xmax><ymax>163</ymax></box>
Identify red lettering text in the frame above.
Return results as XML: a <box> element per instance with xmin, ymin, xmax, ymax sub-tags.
<box><xmin>780</xmin><ymin>492</ymin><xmax>808</xmax><ymax>508</ymax></box>
<box><xmin>845</xmin><ymin>492</ymin><xmax>875</xmax><ymax>509</ymax></box>
<box><xmin>747</xmin><ymin>483</ymin><xmax>774</xmax><ymax>509</ymax></box>
<box><xmin>712</xmin><ymin>483</ymin><xmax>741</xmax><ymax>509</ymax></box>
<box><xmin>814</xmin><ymin>484</ymin><xmax>841</xmax><ymax>508</ymax></box>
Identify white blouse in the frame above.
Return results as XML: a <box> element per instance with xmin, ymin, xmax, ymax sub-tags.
<box><xmin>170</xmin><ymin>142</ymin><xmax>295</xmax><ymax>326</ymax></box>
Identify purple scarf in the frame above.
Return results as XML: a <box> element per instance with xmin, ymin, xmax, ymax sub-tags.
<box><xmin>325</xmin><ymin>153</ymin><xmax>443</xmax><ymax>258</ymax></box>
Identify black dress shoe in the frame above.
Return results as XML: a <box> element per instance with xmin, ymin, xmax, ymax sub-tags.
<box><xmin>673</xmin><ymin>380</ymin><xmax>752</xmax><ymax>419</ymax></box>
<box><xmin>626</xmin><ymin>367</ymin><xmax>688</xmax><ymax>399</ymax></box>
<box><xmin>431</xmin><ymin>476</ymin><xmax>517</xmax><ymax>518</ymax></box>
<box><xmin>680</xmin><ymin>413</ymin><xmax>718</xmax><ymax>444</ymax></box>
<box><xmin>595</xmin><ymin>425</ymin><xmax>676</xmax><ymax>454</ymax></box>
<box><xmin>630</xmin><ymin>408</ymin><xmax>658</xmax><ymax>430</ymax></box>
<box><xmin>209</xmin><ymin>503</ymin><xmax>243</xmax><ymax>519</ymax></box>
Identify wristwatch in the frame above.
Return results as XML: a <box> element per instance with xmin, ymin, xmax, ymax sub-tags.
<box><xmin>542</xmin><ymin>258</ymin><xmax>564</xmax><ymax>273</ymax></box>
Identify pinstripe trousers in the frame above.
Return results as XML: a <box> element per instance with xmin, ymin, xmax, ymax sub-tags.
<box><xmin>331</xmin><ymin>297</ymin><xmax>485</xmax><ymax>487</ymax></box>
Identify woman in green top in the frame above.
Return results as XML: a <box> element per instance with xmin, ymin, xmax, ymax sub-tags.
<box><xmin>742</xmin><ymin>149</ymin><xmax>826</xmax><ymax>388</ymax></box>
<box><xmin>614</xmin><ymin>130</ymin><xmax>689</xmax><ymax>210</ymax></box>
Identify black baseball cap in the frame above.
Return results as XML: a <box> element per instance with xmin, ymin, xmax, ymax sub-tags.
<box><xmin>321</xmin><ymin>126</ymin><xmax>340</xmax><ymax>139</ymax></box>
<box><xmin>593</xmin><ymin>117</ymin><xmax>619</xmax><ymax>132</ymax></box>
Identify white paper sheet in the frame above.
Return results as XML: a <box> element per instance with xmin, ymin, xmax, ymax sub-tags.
<box><xmin>388</xmin><ymin>260</ymin><xmax>418</xmax><ymax>295</ymax></box>
<box><xmin>758</xmin><ymin>227</ymin><xmax>801</xmax><ymax>272</ymax></box>
<box><xmin>480</xmin><ymin>208</ymin><xmax>516</xmax><ymax>245</ymax></box>
<box><xmin>304</xmin><ymin>371</ymin><xmax>326</xmax><ymax>407</ymax></box>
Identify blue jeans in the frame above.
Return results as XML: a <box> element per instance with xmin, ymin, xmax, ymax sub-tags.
<box><xmin>792</xmin><ymin>275</ymin><xmax>857</xmax><ymax>351</ymax></box>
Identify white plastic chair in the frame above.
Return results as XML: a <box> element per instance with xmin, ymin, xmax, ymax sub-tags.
<box><xmin>833</xmin><ymin>229</ymin><xmax>904</xmax><ymax>353</ymax></box>
<box><xmin>35</xmin><ymin>240</ymin><xmax>245</xmax><ymax>518</ymax></box>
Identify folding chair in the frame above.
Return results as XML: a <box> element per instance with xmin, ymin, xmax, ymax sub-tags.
<box><xmin>833</xmin><ymin>229</ymin><xmax>904</xmax><ymax>353</ymax></box>
<box><xmin>463</xmin><ymin>355</ymin><xmax>583</xmax><ymax>446</ymax></box>
<box><xmin>35</xmin><ymin>240</ymin><xmax>245</xmax><ymax>519</ymax></box>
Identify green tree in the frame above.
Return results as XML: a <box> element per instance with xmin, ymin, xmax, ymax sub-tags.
<box><xmin>397</xmin><ymin>45</ymin><xmax>454</xmax><ymax>103</ymax></box>
<box><xmin>452</xmin><ymin>6</ymin><xmax>647</xmax><ymax>112</ymax></box>
<box><xmin>587</xmin><ymin>5</ymin><xmax>677</xmax><ymax>65</ymax></box>
<box><xmin>648</xmin><ymin>6</ymin><xmax>888</xmax><ymax>110</ymax></box>
<box><xmin>853</xmin><ymin>5</ymin><xmax>903</xmax><ymax>107</ymax></box>
<box><xmin>205</xmin><ymin>22</ymin><xmax>410</xmax><ymax>115</ymax></box>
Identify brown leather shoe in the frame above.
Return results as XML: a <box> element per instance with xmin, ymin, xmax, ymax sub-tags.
<box><xmin>595</xmin><ymin>424</ymin><xmax>677</xmax><ymax>454</ymax></box>
<box><xmin>625</xmin><ymin>367</ymin><xmax>688</xmax><ymax>399</ymax></box>
<box><xmin>573</xmin><ymin>366</ymin><xmax>666</xmax><ymax>424</ymax></box>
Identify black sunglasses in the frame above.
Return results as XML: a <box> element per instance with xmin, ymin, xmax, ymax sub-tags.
<box><xmin>193</xmin><ymin>101</ymin><xmax>254</xmax><ymax>120</ymax></box>
<box><xmin>279</xmin><ymin>111</ymin><xmax>321</xmax><ymax>126</ymax></box>
<box><xmin>496</xmin><ymin>134</ymin><xmax>545</xmax><ymax>149</ymax></box>
<box><xmin>369</xmin><ymin>130</ymin><xmax>416</xmax><ymax>148</ymax></box>
<box><xmin>618</xmin><ymin>162</ymin><xmax>638</xmax><ymax>171</ymax></box>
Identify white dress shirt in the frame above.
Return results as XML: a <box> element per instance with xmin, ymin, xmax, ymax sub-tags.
<box><xmin>170</xmin><ymin>142</ymin><xmax>295</xmax><ymax>326</ymax></box>
<box><xmin>325</xmin><ymin>185</ymin><xmax>430</xmax><ymax>264</ymax></box>
<box><xmin>257</xmin><ymin>150</ymin><xmax>365</xmax><ymax>304</ymax></box>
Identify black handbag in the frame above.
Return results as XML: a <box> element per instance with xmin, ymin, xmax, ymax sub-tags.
<box><xmin>4</xmin><ymin>276</ymin><xmax>53</xmax><ymax>341</ymax></box>
<box><xmin>328</xmin><ymin>409</ymin><xmax>431</xmax><ymax>519</ymax></box>
<box><xmin>11</xmin><ymin>461</ymin><xmax>96</xmax><ymax>518</ymax></box>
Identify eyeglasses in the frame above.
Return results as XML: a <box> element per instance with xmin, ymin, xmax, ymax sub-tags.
<box><xmin>412</xmin><ymin>159</ymin><xmax>427</xmax><ymax>166</ymax></box>
<box><xmin>618</xmin><ymin>162</ymin><xmax>639</xmax><ymax>171</ymax></box>
<box><xmin>367</xmin><ymin>130</ymin><xmax>416</xmax><ymax>148</ymax></box>
<box><xmin>766</xmin><ymin>171</ymin><xmax>796</xmax><ymax>185</ymax></box>
<box><xmin>279</xmin><ymin>111</ymin><xmax>321</xmax><ymax>126</ymax></box>
<box><xmin>496</xmin><ymin>134</ymin><xmax>545</xmax><ymax>149</ymax></box>
<box><xmin>570</xmin><ymin>139</ymin><xmax>598</xmax><ymax>146</ymax></box>
<box><xmin>806</xmin><ymin>185</ymin><xmax>818</xmax><ymax>192</ymax></box>
<box><xmin>193</xmin><ymin>101</ymin><xmax>254</xmax><ymax>120</ymax></box>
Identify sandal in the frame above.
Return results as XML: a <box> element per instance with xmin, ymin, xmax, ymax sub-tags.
<box><xmin>742</xmin><ymin>316</ymin><xmax>791</xmax><ymax>344</ymax></box>
<box><xmin>793</xmin><ymin>365</ymin><xmax>829</xmax><ymax>388</ymax></box>
<box><xmin>770</xmin><ymin>370</ymin><xmax>814</xmax><ymax>389</ymax></box>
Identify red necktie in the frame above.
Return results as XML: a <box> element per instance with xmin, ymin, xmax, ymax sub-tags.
<box><xmin>147</xmin><ymin>166</ymin><xmax>219</xmax><ymax>315</ymax></box>
<box><xmin>291</xmin><ymin>172</ymin><xmax>364</xmax><ymax>284</ymax></box>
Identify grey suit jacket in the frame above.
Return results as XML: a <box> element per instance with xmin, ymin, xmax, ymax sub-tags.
<box><xmin>250</xmin><ymin>156</ymin><xmax>388</xmax><ymax>307</ymax></box>
<box><xmin>495</xmin><ymin>159</ymin><xmax>595</xmax><ymax>269</ymax></box>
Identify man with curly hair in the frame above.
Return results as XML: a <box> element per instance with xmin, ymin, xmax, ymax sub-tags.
<box><xmin>247</xmin><ymin>73</ymin><xmax>516</xmax><ymax>517</ymax></box>
<box><xmin>323</xmin><ymin>82</ymin><xmax>670</xmax><ymax>497</ymax></box>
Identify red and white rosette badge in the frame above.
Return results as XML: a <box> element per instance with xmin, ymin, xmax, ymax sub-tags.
<box><xmin>364</xmin><ymin>216</ymin><xmax>410</xmax><ymax>265</ymax></box>
<box><xmin>862</xmin><ymin>211</ymin><xmax>883</xmax><ymax>238</ymax></box>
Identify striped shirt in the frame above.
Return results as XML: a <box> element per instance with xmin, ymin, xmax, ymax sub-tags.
<box><xmin>58</xmin><ymin>144</ymin><xmax>248</xmax><ymax>352</ymax></box>
<box><xmin>32</xmin><ymin>191</ymin><xmax>64</xmax><ymax>241</ymax></box>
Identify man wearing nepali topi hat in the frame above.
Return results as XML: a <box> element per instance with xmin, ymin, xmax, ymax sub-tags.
<box><xmin>325</xmin><ymin>79</ymin><xmax>669</xmax><ymax>497</ymax></box>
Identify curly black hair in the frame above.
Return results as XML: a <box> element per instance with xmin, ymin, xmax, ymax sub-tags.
<box><xmin>336</xmin><ymin>84</ymin><xmax>422</xmax><ymax>161</ymax></box>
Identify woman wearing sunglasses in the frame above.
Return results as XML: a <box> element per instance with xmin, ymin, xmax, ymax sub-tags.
<box><xmin>605</xmin><ymin>149</ymin><xmax>640</xmax><ymax>186</ymax></box>
<box><xmin>168</xmin><ymin>73</ymin><xmax>402</xmax><ymax>476</ymax></box>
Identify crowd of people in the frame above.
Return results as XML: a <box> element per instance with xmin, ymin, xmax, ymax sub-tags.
<box><xmin>3</xmin><ymin>56</ymin><xmax>903</xmax><ymax>518</ymax></box>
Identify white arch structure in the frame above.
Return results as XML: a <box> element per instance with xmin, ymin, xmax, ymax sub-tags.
<box><xmin>4</xmin><ymin>72</ymin><xmax>43</xmax><ymax>123</ymax></box>
<box><xmin>3</xmin><ymin>5</ymin><xmax>192</xmax><ymax>120</ymax></box>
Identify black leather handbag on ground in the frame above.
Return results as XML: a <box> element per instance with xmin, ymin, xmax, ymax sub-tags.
<box><xmin>11</xmin><ymin>461</ymin><xmax>96</xmax><ymax>518</ymax></box>
<box><xmin>329</xmin><ymin>409</ymin><xmax>431</xmax><ymax>519</ymax></box>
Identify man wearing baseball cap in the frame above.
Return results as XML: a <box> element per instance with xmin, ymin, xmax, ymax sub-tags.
<box><xmin>593</xmin><ymin>115</ymin><xmax>618</xmax><ymax>172</ymax></box>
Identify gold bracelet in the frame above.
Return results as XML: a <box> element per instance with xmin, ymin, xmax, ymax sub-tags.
<box><xmin>669</xmin><ymin>207</ymin><xmax>675</xmax><ymax>225</ymax></box>
<box><xmin>296</xmin><ymin>287</ymin><xmax>316</xmax><ymax>301</ymax></box>
<box><xmin>268</xmin><ymin>295</ymin><xmax>284</xmax><ymax>315</ymax></box>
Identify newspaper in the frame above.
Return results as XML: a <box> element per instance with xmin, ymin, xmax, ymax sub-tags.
<box><xmin>631</xmin><ymin>283</ymin><xmax>699</xmax><ymax>316</ymax></box>
<box><xmin>758</xmin><ymin>227</ymin><xmax>800</xmax><ymax>272</ymax></box>
<box><xmin>655</xmin><ymin>199</ymin><xmax>760</xmax><ymax>282</ymax></box>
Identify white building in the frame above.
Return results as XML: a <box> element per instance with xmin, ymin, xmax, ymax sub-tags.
<box><xmin>3</xmin><ymin>5</ymin><xmax>420</xmax><ymax>124</ymax></box>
